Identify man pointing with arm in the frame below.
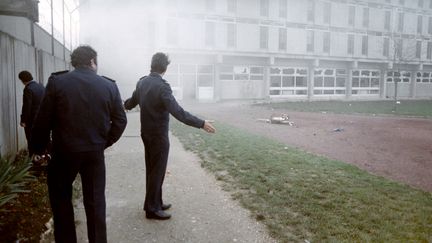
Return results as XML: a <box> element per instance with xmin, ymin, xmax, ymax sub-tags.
<box><xmin>124</xmin><ymin>52</ymin><xmax>215</xmax><ymax>220</ymax></box>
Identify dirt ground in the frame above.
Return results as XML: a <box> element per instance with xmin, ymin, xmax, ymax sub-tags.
<box><xmin>185</xmin><ymin>102</ymin><xmax>432</xmax><ymax>192</ymax></box>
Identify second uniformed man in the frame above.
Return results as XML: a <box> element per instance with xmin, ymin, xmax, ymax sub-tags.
<box><xmin>32</xmin><ymin>45</ymin><xmax>127</xmax><ymax>243</ymax></box>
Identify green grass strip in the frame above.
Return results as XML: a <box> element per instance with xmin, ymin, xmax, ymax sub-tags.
<box><xmin>170</xmin><ymin>120</ymin><xmax>432</xmax><ymax>242</ymax></box>
<box><xmin>257</xmin><ymin>100</ymin><xmax>432</xmax><ymax>118</ymax></box>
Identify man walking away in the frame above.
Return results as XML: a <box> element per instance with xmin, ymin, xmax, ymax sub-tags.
<box><xmin>124</xmin><ymin>52</ymin><xmax>216</xmax><ymax>220</ymax></box>
<box><xmin>31</xmin><ymin>45</ymin><xmax>127</xmax><ymax>243</ymax></box>
<box><xmin>18</xmin><ymin>70</ymin><xmax>45</xmax><ymax>158</ymax></box>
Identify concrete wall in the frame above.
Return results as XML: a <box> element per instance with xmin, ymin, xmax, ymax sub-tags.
<box><xmin>0</xmin><ymin>16</ymin><xmax>71</xmax><ymax>156</ymax></box>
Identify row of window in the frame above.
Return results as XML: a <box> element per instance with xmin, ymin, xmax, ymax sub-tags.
<box><xmin>165</xmin><ymin>64</ymin><xmax>432</xmax><ymax>97</ymax></box>
<box><xmin>386</xmin><ymin>71</ymin><xmax>432</xmax><ymax>83</ymax></box>
<box><xmin>174</xmin><ymin>21</ymin><xmax>432</xmax><ymax>59</ymax></box>
<box><xmin>198</xmin><ymin>0</ymin><xmax>432</xmax><ymax>18</ymax></box>
<box><xmin>184</xmin><ymin>0</ymin><xmax>432</xmax><ymax>33</ymax></box>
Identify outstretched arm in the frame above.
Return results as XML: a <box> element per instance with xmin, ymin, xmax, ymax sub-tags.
<box><xmin>160</xmin><ymin>83</ymin><xmax>216</xmax><ymax>133</ymax></box>
<box><xmin>124</xmin><ymin>80</ymin><xmax>141</xmax><ymax>110</ymax></box>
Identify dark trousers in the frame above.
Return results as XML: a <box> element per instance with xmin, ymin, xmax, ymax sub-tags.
<box><xmin>141</xmin><ymin>133</ymin><xmax>170</xmax><ymax>212</ymax></box>
<box><xmin>47</xmin><ymin>150</ymin><xmax>107</xmax><ymax>243</ymax></box>
<box><xmin>24</xmin><ymin>126</ymin><xmax>33</xmax><ymax>156</ymax></box>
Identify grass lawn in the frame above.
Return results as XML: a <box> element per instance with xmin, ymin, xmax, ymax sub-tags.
<box><xmin>170</xmin><ymin>120</ymin><xmax>432</xmax><ymax>242</ymax></box>
<box><xmin>257</xmin><ymin>100</ymin><xmax>432</xmax><ymax>118</ymax></box>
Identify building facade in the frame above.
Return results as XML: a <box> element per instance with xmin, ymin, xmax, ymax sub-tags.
<box><xmin>82</xmin><ymin>0</ymin><xmax>432</xmax><ymax>101</ymax></box>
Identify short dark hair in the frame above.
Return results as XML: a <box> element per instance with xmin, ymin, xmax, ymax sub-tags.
<box><xmin>70</xmin><ymin>45</ymin><xmax>97</xmax><ymax>68</ymax></box>
<box><xmin>151</xmin><ymin>52</ymin><xmax>170</xmax><ymax>74</ymax></box>
<box><xmin>18</xmin><ymin>71</ymin><xmax>33</xmax><ymax>83</ymax></box>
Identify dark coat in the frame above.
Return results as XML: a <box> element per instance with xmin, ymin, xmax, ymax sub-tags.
<box><xmin>31</xmin><ymin>68</ymin><xmax>127</xmax><ymax>154</ymax></box>
<box><xmin>124</xmin><ymin>72</ymin><xmax>204</xmax><ymax>135</ymax></box>
<box><xmin>20</xmin><ymin>80</ymin><xmax>45</xmax><ymax>127</ymax></box>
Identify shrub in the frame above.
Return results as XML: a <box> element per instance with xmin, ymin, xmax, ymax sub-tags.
<box><xmin>0</xmin><ymin>154</ymin><xmax>34</xmax><ymax>211</ymax></box>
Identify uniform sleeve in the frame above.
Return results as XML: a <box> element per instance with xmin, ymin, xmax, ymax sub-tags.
<box><xmin>106</xmin><ymin>83</ymin><xmax>127</xmax><ymax>148</ymax></box>
<box><xmin>20</xmin><ymin>87</ymin><xmax>32</xmax><ymax>124</ymax></box>
<box><xmin>31</xmin><ymin>77</ymin><xmax>55</xmax><ymax>154</ymax></box>
<box><xmin>160</xmin><ymin>83</ymin><xmax>204</xmax><ymax>129</ymax></box>
<box><xmin>124</xmin><ymin>80</ymin><xmax>140</xmax><ymax>110</ymax></box>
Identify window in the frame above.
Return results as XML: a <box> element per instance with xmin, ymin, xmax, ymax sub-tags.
<box><xmin>323</xmin><ymin>32</ymin><xmax>330</xmax><ymax>53</ymax></box>
<box><xmin>348</xmin><ymin>6</ymin><xmax>355</xmax><ymax>26</ymax></box>
<box><xmin>279</xmin><ymin>0</ymin><xmax>287</xmax><ymax>18</ymax></box>
<box><xmin>269</xmin><ymin>67</ymin><xmax>308</xmax><ymax>96</ymax></box>
<box><xmin>205</xmin><ymin>22</ymin><xmax>215</xmax><ymax>46</ymax></box>
<box><xmin>227</xmin><ymin>0</ymin><xmax>237</xmax><ymax>13</ymax></box>
<box><xmin>307</xmin><ymin>30</ymin><xmax>314</xmax><ymax>52</ymax></box>
<box><xmin>323</xmin><ymin>2</ymin><xmax>331</xmax><ymax>24</ymax></box>
<box><xmin>395</xmin><ymin>39</ymin><xmax>403</xmax><ymax>59</ymax></box>
<box><xmin>429</xmin><ymin>17</ymin><xmax>432</xmax><ymax>34</ymax></box>
<box><xmin>260</xmin><ymin>0</ymin><xmax>269</xmax><ymax>17</ymax></box>
<box><xmin>383</xmin><ymin>37</ymin><xmax>390</xmax><ymax>57</ymax></box>
<box><xmin>362</xmin><ymin>35</ymin><xmax>368</xmax><ymax>55</ymax></box>
<box><xmin>260</xmin><ymin>26</ymin><xmax>268</xmax><ymax>49</ymax></box>
<box><xmin>427</xmin><ymin>42</ymin><xmax>432</xmax><ymax>59</ymax></box>
<box><xmin>164</xmin><ymin>64</ymin><xmax>180</xmax><ymax>95</ymax></box>
<box><xmin>398</xmin><ymin>12</ymin><xmax>404</xmax><ymax>32</ymax></box>
<box><xmin>167</xmin><ymin>19</ymin><xmax>178</xmax><ymax>45</ymax></box>
<box><xmin>314</xmin><ymin>68</ymin><xmax>347</xmax><ymax>95</ymax></box>
<box><xmin>418</xmin><ymin>15</ymin><xmax>423</xmax><ymax>34</ymax></box>
<box><xmin>384</xmin><ymin>11</ymin><xmax>391</xmax><ymax>31</ymax></box>
<box><xmin>416</xmin><ymin>71</ymin><xmax>432</xmax><ymax>82</ymax></box>
<box><xmin>348</xmin><ymin>34</ymin><xmax>354</xmax><ymax>54</ymax></box>
<box><xmin>351</xmin><ymin>70</ymin><xmax>380</xmax><ymax>95</ymax></box>
<box><xmin>416</xmin><ymin>41</ymin><xmax>422</xmax><ymax>58</ymax></box>
<box><xmin>307</xmin><ymin>0</ymin><xmax>315</xmax><ymax>22</ymax></box>
<box><xmin>197</xmin><ymin>65</ymin><xmax>214</xmax><ymax>87</ymax></box>
<box><xmin>419</xmin><ymin>0</ymin><xmax>424</xmax><ymax>7</ymax></box>
<box><xmin>206</xmin><ymin>0</ymin><xmax>215</xmax><ymax>11</ymax></box>
<box><xmin>219</xmin><ymin>66</ymin><xmax>264</xmax><ymax>81</ymax></box>
<box><xmin>387</xmin><ymin>71</ymin><xmax>411</xmax><ymax>83</ymax></box>
<box><xmin>279</xmin><ymin>28</ymin><xmax>287</xmax><ymax>51</ymax></box>
<box><xmin>363</xmin><ymin>8</ymin><xmax>369</xmax><ymax>28</ymax></box>
<box><xmin>227</xmin><ymin>23</ymin><xmax>236</xmax><ymax>48</ymax></box>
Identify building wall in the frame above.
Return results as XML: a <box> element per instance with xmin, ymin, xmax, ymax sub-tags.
<box><xmin>81</xmin><ymin>0</ymin><xmax>432</xmax><ymax>101</ymax></box>
<box><xmin>0</xmin><ymin>15</ymin><xmax>70</xmax><ymax>156</ymax></box>
<box><xmin>150</xmin><ymin>0</ymin><xmax>432</xmax><ymax>101</ymax></box>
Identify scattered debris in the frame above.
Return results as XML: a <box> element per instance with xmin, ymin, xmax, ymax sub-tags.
<box><xmin>257</xmin><ymin>113</ymin><xmax>294</xmax><ymax>126</ymax></box>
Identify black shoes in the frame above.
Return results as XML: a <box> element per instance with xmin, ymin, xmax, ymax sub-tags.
<box><xmin>161</xmin><ymin>203</ymin><xmax>171</xmax><ymax>210</ymax></box>
<box><xmin>146</xmin><ymin>210</ymin><xmax>171</xmax><ymax>220</ymax></box>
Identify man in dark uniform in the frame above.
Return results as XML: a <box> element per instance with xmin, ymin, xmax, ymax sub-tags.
<box><xmin>31</xmin><ymin>45</ymin><xmax>127</xmax><ymax>243</ymax></box>
<box><xmin>18</xmin><ymin>70</ymin><xmax>45</xmax><ymax>157</ymax></box>
<box><xmin>124</xmin><ymin>52</ymin><xmax>216</xmax><ymax>220</ymax></box>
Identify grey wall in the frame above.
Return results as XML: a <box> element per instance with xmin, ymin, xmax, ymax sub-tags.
<box><xmin>0</xmin><ymin>16</ymin><xmax>70</xmax><ymax>156</ymax></box>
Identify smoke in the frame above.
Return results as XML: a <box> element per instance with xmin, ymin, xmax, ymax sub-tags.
<box><xmin>80</xmin><ymin>1</ymin><xmax>171</xmax><ymax>98</ymax></box>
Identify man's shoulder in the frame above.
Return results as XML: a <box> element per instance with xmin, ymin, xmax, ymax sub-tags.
<box><xmin>102</xmin><ymin>75</ymin><xmax>116</xmax><ymax>83</ymax></box>
<box><xmin>50</xmin><ymin>70</ymin><xmax>69</xmax><ymax>77</ymax></box>
<box><xmin>48</xmin><ymin>70</ymin><xmax>69</xmax><ymax>82</ymax></box>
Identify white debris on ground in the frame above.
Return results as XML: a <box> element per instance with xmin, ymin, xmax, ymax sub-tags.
<box><xmin>257</xmin><ymin>113</ymin><xmax>294</xmax><ymax>126</ymax></box>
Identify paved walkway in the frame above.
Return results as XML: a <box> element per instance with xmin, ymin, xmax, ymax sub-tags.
<box><xmin>75</xmin><ymin>112</ymin><xmax>274</xmax><ymax>243</ymax></box>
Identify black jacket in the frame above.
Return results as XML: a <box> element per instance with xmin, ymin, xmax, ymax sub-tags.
<box><xmin>124</xmin><ymin>72</ymin><xmax>204</xmax><ymax>135</ymax></box>
<box><xmin>20</xmin><ymin>80</ymin><xmax>45</xmax><ymax>127</ymax></box>
<box><xmin>32</xmin><ymin>68</ymin><xmax>127</xmax><ymax>153</ymax></box>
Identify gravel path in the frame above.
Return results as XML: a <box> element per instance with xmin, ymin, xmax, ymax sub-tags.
<box><xmin>74</xmin><ymin>112</ymin><xmax>275</xmax><ymax>243</ymax></box>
